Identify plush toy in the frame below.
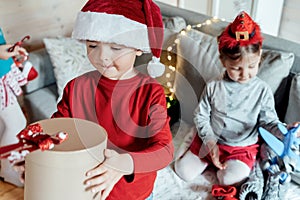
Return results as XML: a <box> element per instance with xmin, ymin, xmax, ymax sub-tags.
<box><xmin>0</xmin><ymin>28</ymin><xmax>38</xmax><ymax>186</ymax></box>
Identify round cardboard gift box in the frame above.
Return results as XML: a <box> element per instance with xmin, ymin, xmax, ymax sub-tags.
<box><xmin>24</xmin><ymin>118</ymin><xmax>107</xmax><ymax>200</ymax></box>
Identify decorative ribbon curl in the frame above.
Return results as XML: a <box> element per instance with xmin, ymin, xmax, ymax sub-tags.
<box><xmin>7</xmin><ymin>35</ymin><xmax>30</xmax><ymax>67</ymax></box>
<box><xmin>211</xmin><ymin>184</ymin><xmax>238</xmax><ymax>200</ymax></box>
<box><xmin>0</xmin><ymin>123</ymin><xmax>68</xmax><ymax>162</ymax></box>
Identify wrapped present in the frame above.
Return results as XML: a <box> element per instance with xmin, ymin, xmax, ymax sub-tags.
<box><xmin>24</xmin><ymin>118</ymin><xmax>107</xmax><ymax>200</ymax></box>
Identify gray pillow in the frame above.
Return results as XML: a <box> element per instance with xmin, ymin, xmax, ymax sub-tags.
<box><xmin>285</xmin><ymin>73</ymin><xmax>300</xmax><ymax>123</ymax></box>
<box><xmin>24</xmin><ymin>49</ymin><xmax>56</xmax><ymax>94</ymax></box>
<box><xmin>258</xmin><ymin>49</ymin><xmax>295</xmax><ymax>94</ymax></box>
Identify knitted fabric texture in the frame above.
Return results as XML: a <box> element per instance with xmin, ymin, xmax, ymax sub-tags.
<box><xmin>239</xmin><ymin>162</ymin><xmax>264</xmax><ymax>200</ymax></box>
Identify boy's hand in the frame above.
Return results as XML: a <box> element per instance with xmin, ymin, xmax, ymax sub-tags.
<box><xmin>12</xmin><ymin>159</ymin><xmax>25</xmax><ymax>184</ymax></box>
<box><xmin>85</xmin><ymin>149</ymin><xmax>134</xmax><ymax>200</ymax></box>
<box><xmin>206</xmin><ymin>140</ymin><xmax>226</xmax><ymax>170</ymax></box>
<box><xmin>0</xmin><ymin>44</ymin><xmax>27</xmax><ymax>60</ymax></box>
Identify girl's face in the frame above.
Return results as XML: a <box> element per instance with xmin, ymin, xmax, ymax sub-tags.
<box><xmin>86</xmin><ymin>41</ymin><xmax>142</xmax><ymax>80</ymax></box>
<box><xmin>221</xmin><ymin>52</ymin><xmax>261</xmax><ymax>84</ymax></box>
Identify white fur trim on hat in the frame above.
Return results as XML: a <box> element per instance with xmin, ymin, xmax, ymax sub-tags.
<box><xmin>72</xmin><ymin>11</ymin><xmax>151</xmax><ymax>53</ymax></box>
<box><xmin>147</xmin><ymin>57</ymin><xmax>165</xmax><ymax>78</ymax></box>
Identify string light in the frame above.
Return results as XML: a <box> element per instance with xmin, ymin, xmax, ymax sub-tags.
<box><xmin>162</xmin><ymin>16</ymin><xmax>225</xmax><ymax>98</ymax></box>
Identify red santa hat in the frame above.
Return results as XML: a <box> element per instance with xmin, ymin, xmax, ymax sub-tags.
<box><xmin>218</xmin><ymin>11</ymin><xmax>263</xmax><ymax>51</ymax></box>
<box><xmin>72</xmin><ymin>0</ymin><xmax>165</xmax><ymax>78</ymax></box>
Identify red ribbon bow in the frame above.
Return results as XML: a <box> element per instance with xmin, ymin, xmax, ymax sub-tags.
<box><xmin>0</xmin><ymin>123</ymin><xmax>68</xmax><ymax>162</ymax></box>
<box><xmin>211</xmin><ymin>184</ymin><xmax>238</xmax><ymax>200</ymax></box>
<box><xmin>7</xmin><ymin>35</ymin><xmax>30</xmax><ymax>67</ymax></box>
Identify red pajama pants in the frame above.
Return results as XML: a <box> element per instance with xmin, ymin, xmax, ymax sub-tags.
<box><xmin>189</xmin><ymin>134</ymin><xmax>259</xmax><ymax>168</ymax></box>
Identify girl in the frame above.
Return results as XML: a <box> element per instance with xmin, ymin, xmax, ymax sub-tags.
<box><xmin>174</xmin><ymin>11</ymin><xmax>299</xmax><ymax>197</ymax></box>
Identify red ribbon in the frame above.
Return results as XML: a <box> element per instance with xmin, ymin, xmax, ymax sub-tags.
<box><xmin>211</xmin><ymin>184</ymin><xmax>238</xmax><ymax>200</ymax></box>
<box><xmin>7</xmin><ymin>35</ymin><xmax>30</xmax><ymax>67</ymax></box>
<box><xmin>0</xmin><ymin>123</ymin><xmax>68</xmax><ymax>162</ymax></box>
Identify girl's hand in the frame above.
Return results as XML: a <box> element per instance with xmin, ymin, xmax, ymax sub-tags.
<box><xmin>85</xmin><ymin>149</ymin><xmax>134</xmax><ymax>200</ymax></box>
<box><xmin>206</xmin><ymin>140</ymin><xmax>226</xmax><ymax>170</ymax></box>
<box><xmin>287</xmin><ymin>122</ymin><xmax>300</xmax><ymax>137</ymax></box>
<box><xmin>0</xmin><ymin>44</ymin><xmax>27</xmax><ymax>60</ymax></box>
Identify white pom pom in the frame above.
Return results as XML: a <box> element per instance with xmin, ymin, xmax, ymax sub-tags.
<box><xmin>147</xmin><ymin>57</ymin><xmax>165</xmax><ymax>78</ymax></box>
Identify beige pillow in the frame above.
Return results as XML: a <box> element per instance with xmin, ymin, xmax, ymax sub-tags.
<box><xmin>174</xmin><ymin>29</ymin><xmax>295</xmax><ymax>124</ymax></box>
<box><xmin>43</xmin><ymin>37</ymin><xmax>95</xmax><ymax>101</ymax></box>
<box><xmin>285</xmin><ymin>73</ymin><xmax>300</xmax><ymax>123</ymax></box>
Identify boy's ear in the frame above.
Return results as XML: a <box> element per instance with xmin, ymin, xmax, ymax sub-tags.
<box><xmin>136</xmin><ymin>50</ymin><xmax>143</xmax><ymax>56</ymax></box>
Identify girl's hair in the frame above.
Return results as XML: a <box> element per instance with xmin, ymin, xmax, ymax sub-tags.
<box><xmin>219</xmin><ymin>43</ymin><xmax>261</xmax><ymax>61</ymax></box>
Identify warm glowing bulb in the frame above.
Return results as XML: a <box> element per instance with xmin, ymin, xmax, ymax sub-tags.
<box><xmin>167</xmin><ymin>82</ymin><xmax>172</xmax><ymax>87</ymax></box>
<box><xmin>169</xmin><ymin>88</ymin><xmax>175</xmax><ymax>93</ymax></box>
<box><xmin>166</xmin><ymin>73</ymin><xmax>171</xmax><ymax>78</ymax></box>
<box><xmin>169</xmin><ymin>66</ymin><xmax>176</xmax><ymax>71</ymax></box>
<box><xmin>167</xmin><ymin>46</ymin><xmax>172</xmax><ymax>52</ymax></box>
<box><xmin>206</xmin><ymin>19</ymin><xmax>212</xmax><ymax>25</ymax></box>
<box><xmin>186</xmin><ymin>25</ymin><xmax>192</xmax><ymax>30</ymax></box>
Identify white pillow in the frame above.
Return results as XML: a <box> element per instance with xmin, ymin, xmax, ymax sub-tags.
<box><xmin>43</xmin><ymin>37</ymin><xmax>94</xmax><ymax>101</ymax></box>
<box><xmin>285</xmin><ymin>73</ymin><xmax>300</xmax><ymax>124</ymax></box>
<box><xmin>174</xmin><ymin>29</ymin><xmax>223</xmax><ymax>124</ymax></box>
<box><xmin>174</xmin><ymin>29</ymin><xmax>295</xmax><ymax>124</ymax></box>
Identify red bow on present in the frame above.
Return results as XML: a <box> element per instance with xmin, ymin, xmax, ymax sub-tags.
<box><xmin>211</xmin><ymin>184</ymin><xmax>238</xmax><ymax>200</ymax></box>
<box><xmin>0</xmin><ymin>123</ymin><xmax>68</xmax><ymax>162</ymax></box>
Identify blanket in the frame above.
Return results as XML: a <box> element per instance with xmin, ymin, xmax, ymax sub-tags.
<box><xmin>153</xmin><ymin>121</ymin><xmax>300</xmax><ymax>200</ymax></box>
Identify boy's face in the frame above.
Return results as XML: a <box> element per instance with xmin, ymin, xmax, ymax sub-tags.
<box><xmin>221</xmin><ymin>52</ymin><xmax>261</xmax><ymax>84</ymax></box>
<box><xmin>86</xmin><ymin>41</ymin><xmax>142</xmax><ymax>79</ymax></box>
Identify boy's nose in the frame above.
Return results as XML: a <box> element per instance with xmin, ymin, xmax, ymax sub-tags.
<box><xmin>98</xmin><ymin>44</ymin><xmax>110</xmax><ymax>61</ymax></box>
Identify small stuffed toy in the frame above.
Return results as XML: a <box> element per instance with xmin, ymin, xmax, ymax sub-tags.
<box><xmin>0</xmin><ymin>28</ymin><xmax>38</xmax><ymax>186</ymax></box>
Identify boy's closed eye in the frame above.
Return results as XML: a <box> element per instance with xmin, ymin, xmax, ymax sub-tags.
<box><xmin>88</xmin><ymin>44</ymin><xmax>97</xmax><ymax>48</ymax></box>
<box><xmin>111</xmin><ymin>46</ymin><xmax>122</xmax><ymax>51</ymax></box>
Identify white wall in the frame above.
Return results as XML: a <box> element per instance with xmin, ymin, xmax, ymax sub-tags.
<box><xmin>278</xmin><ymin>0</ymin><xmax>300</xmax><ymax>44</ymax></box>
<box><xmin>252</xmin><ymin>0</ymin><xmax>284</xmax><ymax>36</ymax></box>
<box><xmin>211</xmin><ymin>0</ymin><xmax>252</xmax><ymax>21</ymax></box>
<box><xmin>178</xmin><ymin>0</ymin><xmax>209</xmax><ymax>15</ymax></box>
<box><xmin>156</xmin><ymin>0</ymin><xmax>300</xmax><ymax>43</ymax></box>
<box><xmin>156</xmin><ymin>0</ymin><xmax>178</xmax><ymax>7</ymax></box>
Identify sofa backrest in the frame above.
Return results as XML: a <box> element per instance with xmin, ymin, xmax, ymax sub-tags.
<box><xmin>157</xmin><ymin>2</ymin><xmax>300</xmax><ymax>124</ymax></box>
<box><xmin>157</xmin><ymin>2</ymin><xmax>300</xmax><ymax>74</ymax></box>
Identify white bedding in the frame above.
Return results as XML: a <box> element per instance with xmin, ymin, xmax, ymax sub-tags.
<box><xmin>153</xmin><ymin>121</ymin><xmax>300</xmax><ymax>200</ymax></box>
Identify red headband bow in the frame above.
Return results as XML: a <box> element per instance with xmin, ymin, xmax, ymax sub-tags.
<box><xmin>218</xmin><ymin>11</ymin><xmax>263</xmax><ymax>51</ymax></box>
